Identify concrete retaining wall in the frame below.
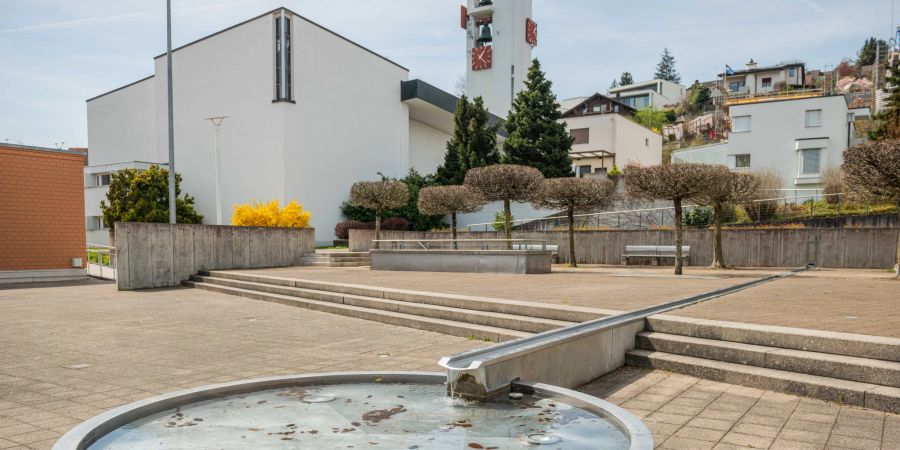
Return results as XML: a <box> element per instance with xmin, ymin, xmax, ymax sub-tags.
<box><xmin>115</xmin><ymin>222</ymin><xmax>315</xmax><ymax>290</ymax></box>
<box><xmin>370</xmin><ymin>250</ymin><xmax>552</xmax><ymax>274</ymax></box>
<box><xmin>350</xmin><ymin>228</ymin><xmax>899</xmax><ymax>269</ymax></box>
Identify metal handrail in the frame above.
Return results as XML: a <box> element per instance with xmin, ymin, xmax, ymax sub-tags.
<box><xmin>465</xmin><ymin>192</ymin><xmax>846</xmax><ymax>231</ymax></box>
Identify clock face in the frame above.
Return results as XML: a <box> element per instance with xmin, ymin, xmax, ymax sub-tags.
<box><xmin>525</xmin><ymin>18</ymin><xmax>538</xmax><ymax>46</ymax></box>
<box><xmin>471</xmin><ymin>46</ymin><xmax>492</xmax><ymax>71</ymax></box>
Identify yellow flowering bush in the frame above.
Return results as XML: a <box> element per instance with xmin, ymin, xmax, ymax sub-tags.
<box><xmin>231</xmin><ymin>200</ymin><xmax>311</xmax><ymax>228</ymax></box>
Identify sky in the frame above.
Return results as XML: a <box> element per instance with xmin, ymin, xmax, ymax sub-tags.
<box><xmin>0</xmin><ymin>0</ymin><xmax>895</xmax><ymax>148</ymax></box>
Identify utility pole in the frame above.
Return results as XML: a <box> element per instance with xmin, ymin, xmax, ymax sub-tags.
<box><xmin>166</xmin><ymin>0</ymin><xmax>177</xmax><ymax>224</ymax></box>
<box><xmin>205</xmin><ymin>116</ymin><xmax>228</xmax><ymax>225</ymax></box>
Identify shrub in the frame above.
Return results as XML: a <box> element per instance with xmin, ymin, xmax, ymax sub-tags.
<box><xmin>380</xmin><ymin>216</ymin><xmax>411</xmax><ymax>231</ymax></box>
<box><xmin>101</xmin><ymin>165</ymin><xmax>203</xmax><ymax>228</ymax></box>
<box><xmin>334</xmin><ymin>220</ymin><xmax>371</xmax><ymax>240</ymax></box>
<box><xmin>340</xmin><ymin>170</ymin><xmax>445</xmax><ymax>232</ymax></box>
<box><xmin>608</xmin><ymin>164</ymin><xmax>622</xmax><ymax>176</ymax></box>
<box><xmin>821</xmin><ymin>167</ymin><xmax>845</xmax><ymax>204</ymax></box>
<box><xmin>742</xmin><ymin>168</ymin><xmax>783</xmax><ymax>222</ymax></box>
<box><xmin>492</xmin><ymin>211</ymin><xmax>512</xmax><ymax>232</ymax></box>
<box><xmin>231</xmin><ymin>200</ymin><xmax>311</xmax><ymax>228</ymax></box>
<box><xmin>683</xmin><ymin>207</ymin><xmax>713</xmax><ymax>227</ymax></box>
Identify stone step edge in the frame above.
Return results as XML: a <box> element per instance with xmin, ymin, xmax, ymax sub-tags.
<box><xmin>647</xmin><ymin>314</ymin><xmax>900</xmax><ymax>363</ymax></box>
<box><xmin>190</xmin><ymin>275</ymin><xmax>576</xmax><ymax>334</ymax></box>
<box><xmin>185</xmin><ymin>280</ymin><xmax>530</xmax><ymax>343</ymax></box>
<box><xmin>636</xmin><ymin>332</ymin><xmax>900</xmax><ymax>388</ymax></box>
<box><xmin>202</xmin><ymin>270</ymin><xmax>615</xmax><ymax>323</ymax></box>
<box><xmin>626</xmin><ymin>349</ymin><xmax>900</xmax><ymax>414</ymax></box>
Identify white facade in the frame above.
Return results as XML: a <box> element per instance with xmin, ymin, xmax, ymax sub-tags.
<box><xmin>564</xmin><ymin>114</ymin><xmax>662</xmax><ymax>175</ymax></box>
<box><xmin>717</xmin><ymin>60</ymin><xmax>805</xmax><ymax>98</ymax></box>
<box><xmin>85</xmin><ymin>8</ymin><xmax>454</xmax><ymax>243</ymax></box>
<box><xmin>465</xmin><ymin>0</ymin><xmax>534</xmax><ymax>118</ymax></box>
<box><xmin>673</xmin><ymin>95</ymin><xmax>859</xmax><ymax>191</ymax></box>
<box><xmin>607</xmin><ymin>79</ymin><xmax>686</xmax><ymax>109</ymax></box>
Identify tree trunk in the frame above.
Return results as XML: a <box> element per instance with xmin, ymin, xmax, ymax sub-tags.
<box><xmin>374</xmin><ymin>208</ymin><xmax>381</xmax><ymax>250</ymax></box>
<box><xmin>503</xmin><ymin>197</ymin><xmax>512</xmax><ymax>250</ymax></box>
<box><xmin>710</xmin><ymin>203</ymin><xmax>726</xmax><ymax>269</ymax></box>
<box><xmin>674</xmin><ymin>198</ymin><xmax>684</xmax><ymax>276</ymax></box>
<box><xmin>568</xmin><ymin>205</ymin><xmax>576</xmax><ymax>267</ymax></box>
<box><xmin>451</xmin><ymin>211</ymin><xmax>458</xmax><ymax>250</ymax></box>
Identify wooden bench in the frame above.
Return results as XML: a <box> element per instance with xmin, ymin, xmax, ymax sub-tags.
<box><xmin>622</xmin><ymin>245</ymin><xmax>690</xmax><ymax>266</ymax></box>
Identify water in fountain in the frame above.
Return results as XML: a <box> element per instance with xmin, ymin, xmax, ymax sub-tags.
<box><xmin>90</xmin><ymin>382</ymin><xmax>630</xmax><ymax>449</ymax></box>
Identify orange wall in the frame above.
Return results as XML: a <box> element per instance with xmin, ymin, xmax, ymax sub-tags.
<box><xmin>0</xmin><ymin>145</ymin><xmax>86</xmax><ymax>271</ymax></box>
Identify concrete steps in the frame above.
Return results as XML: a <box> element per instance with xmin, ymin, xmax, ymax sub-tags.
<box><xmin>297</xmin><ymin>252</ymin><xmax>370</xmax><ymax>267</ymax></box>
<box><xmin>184</xmin><ymin>270</ymin><xmax>604</xmax><ymax>342</ymax></box>
<box><xmin>627</xmin><ymin>315</ymin><xmax>900</xmax><ymax>413</ymax></box>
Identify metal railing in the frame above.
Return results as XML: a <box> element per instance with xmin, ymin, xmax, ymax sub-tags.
<box><xmin>465</xmin><ymin>192</ymin><xmax>896</xmax><ymax>232</ymax></box>
<box><xmin>723</xmin><ymin>88</ymin><xmax>825</xmax><ymax>105</ymax></box>
<box><xmin>86</xmin><ymin>244</ymin><xmax>116</xmax><ymax>280</ymax></box>
<box><xmin>372</xmin><ymin>239</ymin><xmax>550</xmax><ymax>251</ymax></box>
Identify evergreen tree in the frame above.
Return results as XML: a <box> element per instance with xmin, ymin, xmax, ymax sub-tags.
<box><xmin>609</xmin><ymin>79</ymin><xmax>619</xmax><ymax>90</ymax></box>
<box><xmin>654</xmin><ymin>48</ymin><xmax>681</xmax><ymax>84</ymax></box>
<box><xmin>435</xmin><ymin>95</ymin><xmax>499</xmax><ymax>185</ymax></box>
<box><xmin>689</xmin><ymin>80</ymin><xmax>712</xmax><ymax>112</ymax></box>
<box><xmin>619</xmin><ymin>71</ymin><xmax>634</xmax><ymax>86</ymax></box>
<box><xmin>857</xmin><ymin>37</ymin><xmax>887</xmax><ymax>66</ymax></box>
<box><xmin>503</xmin><ymin>59</ymin><xmax>574</xmax><ymax>178</ymax></box>
<box><xmin>870</xmin><ymin>60</ymin><xmax>900</xmax><ymax>140</ymax></box>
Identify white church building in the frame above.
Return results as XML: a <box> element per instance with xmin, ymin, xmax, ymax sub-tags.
<box><xmin>85</xmin><ymin>3</ymin><xmax>542</xmax><ymax>244</ymax></box>
<box><xmin>85</xmin><ymin>1</ymin><xmax>659</xmax><ymax>243</ymax></box>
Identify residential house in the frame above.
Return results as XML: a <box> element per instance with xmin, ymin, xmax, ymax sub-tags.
<box><xmin>717</xmin><ymin>59</ymin><xmax>806</xmax><ymax>99</ymax></box>
<box><xmin>607</xmin><ymin>79</ymin><xmax>686</xmax><ymax>110</ymax></box>
<box><xmin>673</xmin><ymin>94</ymin><xmax>862</xmax><ymax>192</ymax></box>
<box><xmin>560</xmin><ymin>93</ymin><xmax>662</xmax><ymax>177</ymax></box>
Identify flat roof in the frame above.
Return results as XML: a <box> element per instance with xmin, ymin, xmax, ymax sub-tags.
<box><xmin>608</xmin><ymin>78</ymin><xmax>683</xmax><ymax>93</ymax></box>
<box><xmin>0</xmin><ymin>142</ymin><xmax>86</xmax><ymax>157</ymax></box>
<box><xmin>88</xmin><ymin>6</ymin><xmax>407</xmax><ymax>103</ymax></box>
<box><xmin>401</xmin><ymin>79</ymin><xmax>507</xmax><ymax>136</ymax></box>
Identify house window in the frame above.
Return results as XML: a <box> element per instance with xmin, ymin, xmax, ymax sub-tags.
<box><xmin>86</xmin><ymin>216</ymin><xmax>107</xmax><ymax>231</ymax></box>
<box><xmin>734</xmin><ymin>154</ymin><xmax>751</xmax><ymax>168</ymax></box>
<box><xmin>577</xmin><ymin>165</ymin><xmax>592</xmax><ymax>177</ymax></box>
<box><xmin>761</xmin><ymin>77</ymin><xmax>772</xmax><ymax>88</ymax></box>
<box><xmin>805</xmin><ymin>109</ymin><xmax>822</xmax><ymax>128</ymax></box>
<box><xmin>729</xmin><ymin>80</ymin><xmax>746</xmax><ymax>92</ymax></box>
<box><xmin>789</xmin><ymin>68</ymin><xmax>797</xmax><ymax>77</ymax></box>
<box><xmin>800</xmin><ymin>148</ymin><xmax>822</xmax><ymax>175</ymax></box>
<box><xmin>570</xmin><ymin>128</ymin><xmax>589</xmax><ymax>145</ymax></box>
<box><xmin>273</xmin><ymin>13</ymin><xmax>293</xmax><ymax>102</ymax></box>
<box><xmin>96</xmin><ymin>173</ymin><xmax>111</xmax><ymax>186</ymax></box>
<box><xmin>732</xmin><ymin>115</ymin><xmax>751</xmax><ymax>132</ymax></box>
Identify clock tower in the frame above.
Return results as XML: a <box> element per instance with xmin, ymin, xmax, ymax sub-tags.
<box><xmin>461</xmin><ymin>0</ymin><xmax>535</xmax><ymax>118</ymax></box>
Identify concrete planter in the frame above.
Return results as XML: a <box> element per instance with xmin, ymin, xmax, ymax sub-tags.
<box><xmin>370</xmin><ymin>249</ymin><xmax>552</xmax><ymax>274</ymax></box>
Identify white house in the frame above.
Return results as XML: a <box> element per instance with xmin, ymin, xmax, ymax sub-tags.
<box><xmin>607</xmin><ymin>79</ymin><xmax>686</xmax><ymax>109</ymax></box>
<box><xmin>560</xmin><ymin>93</ymin><xmax>662</xmax><ymax>176</ymax></box>
<box><xmin>85</xmin><ymin>5</ymin><xmax>533</xmax><ymax>244</ymax></box>
<box><xmin>672</xmin><ymin>94</ymin><xmax>865</xmax><ymax>192</ymax></box>
<box><xmin>717</xmin><ymin>59</ymin><xmax>806</xmax><ymax>99</ymax></box>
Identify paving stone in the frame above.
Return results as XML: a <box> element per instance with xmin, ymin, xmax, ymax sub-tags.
<box><xmin>778</xmin><ymin>428</ymin><xmax>830</xmax><ymax>445</ymax></box>
<box><xmin>719</xmin><ymin>431</ymin><xmax>773</xmax><ymax>449</ymax></box>
<box><xmin>685</xmin><ymin>417</ymin><xmax>734</xmax><ymax>431</ymax></box>
<box><xmin>674</xmin><ymin>426</ymin><xmax>728</xmax><ymax>442</ymax></box>
<box><xmin>769</xmin><ymin>439</ymin><xmax>825</xmax><ymax>450</ymax></box>
<box><xmin>660</xmin><ymin>436</ymin><xmax>716</xmax><ymax>450</ymax></box>
<box><xmin>826</xmin><ymin>433</ymin><xmax>880</xmax><ymax>450</ymax></box>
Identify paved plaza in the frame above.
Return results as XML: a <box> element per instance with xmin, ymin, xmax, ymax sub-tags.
<box><xmin>1</xmin><ymin>271</ymin><xmax>898</xmax><ymax>449</ymax></box>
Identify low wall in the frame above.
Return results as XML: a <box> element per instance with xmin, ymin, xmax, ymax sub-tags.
<box><xmin>350</xmin><ymin>228</ymin><xmax>899</xmax><ymax>269</ymax></box>
<box><xmin>370</xmin><ymin>250</ymin><xmax>552</xmax><ymax>274</ymax></box>
<box><xmin>115</xmin><ymin>222</ymin><xmax>315</xmax><ymax>290</ymax></box>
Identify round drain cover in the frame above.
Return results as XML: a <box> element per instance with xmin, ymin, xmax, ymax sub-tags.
<box><xmin>303</xmin><ymin>394</ymin><xmax>335</xmax><ymax>403</ymax></box>
<box><xmin>523</xmin><ymin>432</ymin><xmax>560</xmax><ymax>444</ymax></box>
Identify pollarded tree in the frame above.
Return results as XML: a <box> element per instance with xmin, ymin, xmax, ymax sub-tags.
<box><xmin>503</xmin><ymin>59</ymin><xmax>574</xmax><ymax>178</ymax></box>
<box><xmin>692</xmin><ymin>168</ymin><xmax>760</xmax><ymax>269</ymax></box>
<box><xmin>417</xmin><ymin>185</ymin><xmax>486</xmax><ymax>246</ymax></box>
<box><xmin>533</xmin><ymin>177</ymin><xmax>615</xmax><ymax>267</ymax></box>
<box><xmin>625</xmin><ymin>163</ymin><xmax>714</xmax><ymax>275</ymax></box>
<box><xmin>842</xmin><ymin>140</ymin><xmax>900</xmax><ymax>277</ymax></box>
<box><xmin>350</xmin><ymin>180</ymin><xmax>409</xmax><ymax>248</ymax></box>
<box><xmin>464</xmin><ymin>164</ymin><xmax>544</xmax><ymax>245</ymax></box>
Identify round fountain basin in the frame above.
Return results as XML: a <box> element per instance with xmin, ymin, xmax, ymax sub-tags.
<box><xmin>54</xmin><ymin>372</ymin><xmax>652</xmax><ymax>449</ymax></box>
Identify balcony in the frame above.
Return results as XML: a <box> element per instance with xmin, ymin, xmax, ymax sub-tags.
<box><xmin>723</xmin><ymin>88</ymin><xmax>825</xmax><ymax>106</ymax></box>
<box><xmin>470</xmin><ymin>1</ymin><xmax>494</xmax><ymax>19</ymax></box>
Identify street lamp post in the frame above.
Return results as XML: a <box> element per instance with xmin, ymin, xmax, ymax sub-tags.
<box><xmin>205</xmin><ymin>116</ymin><xmax>228</xmax><ymax>225</ymax></box>
<box><xmin>166</xmin><ymin>0</ymin><xmax>176</xmax><ymax>224</ymax></box>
